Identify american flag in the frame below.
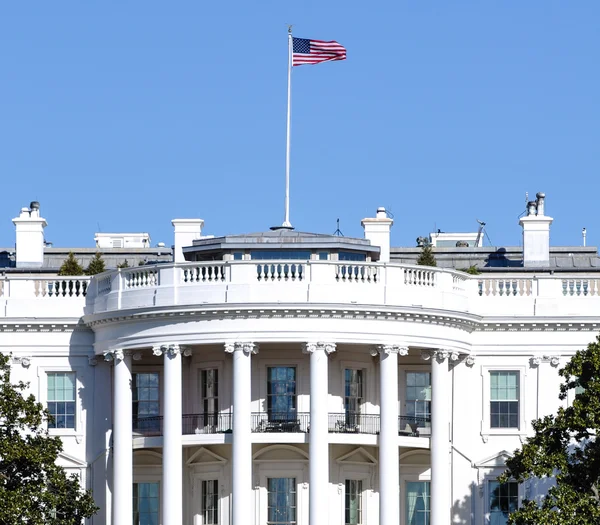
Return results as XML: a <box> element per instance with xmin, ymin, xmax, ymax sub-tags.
<box><xmin>292</xmin><ymin>37</ymin><xmax>347</xmax><ymax>66</ymax></box>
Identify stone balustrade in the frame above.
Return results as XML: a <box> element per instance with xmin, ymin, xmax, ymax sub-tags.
<box><xmin>2</xmin><ymin>262</ymin><xmax>600</xmax><ymax>319</ymax></box>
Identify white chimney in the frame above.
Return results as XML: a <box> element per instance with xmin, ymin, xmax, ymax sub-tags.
<box><xmin>171</xmin><ymin>219</ymin><xmax>205</xmax><ymax>262</ymax></box>
<box><xmin>12</xmin><ymin>201</ymin><xmax>47</xmax><ymax>268</ymax></box>
<box><xmin>519</xmin><ymin>192</ymin><xmax>553</xmax><ymax>268</ymax></box>
<box><xmin>361</xmin><ymin>207</ymin><xmax>393</xmax><ymax>262</ymax></box>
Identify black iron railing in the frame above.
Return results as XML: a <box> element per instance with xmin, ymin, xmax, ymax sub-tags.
<box><xmin>132</xmin><ymin>412</ymin><xmax>432</xmax><ymax>438</ymax></box>
<box><xmin>132</xmin><ymin>413</ymin><xmax>232</xmax><ymax>437</ymax></box>
<box><xmin>398</xmin><ymin>415</ymin><xmax>431</xmax><ymax>437</ymax></box>
<box><xmin>182</xmin><ymin>413</ymin><xmax>232</xmax><ymax>435</ymax></box>
<box><xmin>251</xmin><ymin>412</ymin><xmax>310</xmax><ymax>433</ymax></box>
<box><xmin>328</xmin><ymin>413</ymin><xmax>380</xmax><ymax>434</ymax></box>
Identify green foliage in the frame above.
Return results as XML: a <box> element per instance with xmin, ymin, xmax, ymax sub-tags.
<box><xmin>0</xmin><ymin>353</ymin><xmax>98</xmax><ymax>523</ymax></box>
<box><xmin>57</xmin><ymin>252</ymin><xmax>84</xmax><ymax>276</ymax></box>
<box><xmin>502</xmin><ymin>335</ymin><xmax>600</xmax><ymax>524</ymax></box>
<box><xmin>458</xmin><ymin>265</ymin><xmax>480</xmax><ymax>275</ymax></box>
<box><xmin>85</xmin><ymin>252</ymin><xmax>106</xmax><ymax>275</ymax></box>
<box><xmin>116</xmin><ymin>259</ymin><xmax>129</xmax><ymax>269</ymax></box>
<box><xmin>416</xmin><ymin>245</ymin><xmax>437</xmax><ymax>267</ymax></box>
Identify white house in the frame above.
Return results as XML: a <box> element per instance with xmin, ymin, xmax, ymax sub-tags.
<box><xmin>1</xmin><ymin>193</ymin><xmax>597</xmax><ymax>525</ymax></box>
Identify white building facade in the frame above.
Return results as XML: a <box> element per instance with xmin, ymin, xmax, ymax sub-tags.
<box><xmin>1</xmin><ymin>195</ymin><xmax>596</xmax><ymax>525</ymax></box>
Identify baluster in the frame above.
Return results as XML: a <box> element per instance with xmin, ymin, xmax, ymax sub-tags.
<box><xmin>576</xmin><ymin>280</ymin><xmax>582</xmax><ymax>296</ymax></box>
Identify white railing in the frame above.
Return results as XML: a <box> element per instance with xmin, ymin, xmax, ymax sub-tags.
<box><xmin>478</xmin><ymin>278</ymin><xmax>533</xmax><ymax>297</ymax></box>
<box><xmin>335</xmin><ymin>264</ymin><xmax>378</xmax><ymax>283</ymax></box>
<box><xmin>257</xmin><ymin>263</ymin><xmax>304</xmax><ymax>282</ymax></box>
<box><xmin>4</xmin><ymin>262</ymin><xmax>600</xmax><ymax>319</ymax></box>
<box><xmin>404</xmin><ymin>268</ymin><xmax>436</xmax><ymax>287</ymax></box>
<box><xmin>562</xmin><ymin>278</ymin><xmax>600</xmax><ymax>297</ymax></box>
<box><xmin>123</xmin><ymin>268</ymin><xmax>158</xmax><ymax>289</ymax></box>
<box><xmin>182</xmin><ymin>264</ymin><xmax>226</xmax><ymax>284</ymax></box>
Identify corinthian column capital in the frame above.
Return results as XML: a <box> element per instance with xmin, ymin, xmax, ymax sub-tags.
<box><xmin>372</xmin><ymin>344</ymin><xmax>409</xmax><ymax>357</ymax></box>
<box><xmin>302</xmin><ymin>342</ymin><xmax>336</xmax><ymax>355</ymax></box>
<box><xmin>224</xmin><ymin>342</ymin><xmax>259</xmax><ymax>355</ymax></box>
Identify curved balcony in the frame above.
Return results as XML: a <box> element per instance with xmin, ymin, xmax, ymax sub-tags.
<box><xmin>132</xmin><ymin>412</ymin><xmax>431</xmax><ymax>438</ymax></box>
<box><xmin>85</xmin><ymin>260</ymin><xmax>472</xmax><ymax>316</ymax></box>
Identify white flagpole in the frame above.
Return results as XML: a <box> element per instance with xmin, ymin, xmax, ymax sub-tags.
<box><xmin>282</xmin><ymin>26</ymin><xmax>293</xmax><ymax>228</ymax></box>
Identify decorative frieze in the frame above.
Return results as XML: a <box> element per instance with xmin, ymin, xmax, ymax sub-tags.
<box><xmin>530</xmin><ymin>355</ymin><xmax>560</xmax><ymax>368</ymax></box>
<box><xmin>420</xmin><ymin>349</ymin><xmax>457</xmax><ymax>363</ymax></box>
<box><xmin>12</xmin><ymin>356</ymin><xmax>31</xmax><ymax>368</ymax></box>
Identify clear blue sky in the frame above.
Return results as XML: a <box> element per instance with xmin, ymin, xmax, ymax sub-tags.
<box><xmin>1</xmin><ymin>2</ymin><xmax>598</xmax><ymax>250</ymax></box>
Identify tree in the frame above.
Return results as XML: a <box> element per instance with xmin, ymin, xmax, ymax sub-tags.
<box><xmin>501</xmin><ymin>335</ymin><xmax>600</xmax><ymax>524</ymax></box>
<box><xmin>116</xmin><ymin>259</ymin><xmax>129</xmax><ymax>269</ymax></box>
<box><xmin>57</xmin><ymin>252</ymin><xmax>84</xmax><ymax>276</ymax></box>
<box><xmin>416</xmin><ymin>245</ymin><xmax>437</xmax><ymax>267</ymax></box>
<box><xmin>0</xmin><ymin>353</ymin><xmax>98</xmax><ymax>524</ymax></box>
<box><xmin>85</xmin><ymin>252</ymin><xmax>106</xmax><ymax>275</ymax></box>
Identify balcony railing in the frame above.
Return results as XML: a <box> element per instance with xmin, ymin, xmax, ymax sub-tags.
<box><xmin>328</xmin><ymin>413</ymin><xmax>380</xmax><ymax>434</ymax></box>
<box><xmin>132</xmin><ymin>412</ymin><xmax>431</xmax><ymax>438</ymax></box>
<box><xmin>251</xmin><ymin>412</ymin><xmax>310</xmax><ymax>433</ymax></box>
<box><xmin>133</xmin><ymin>413</ymin><xmax>232</xmax><ymax>437</ymax></box>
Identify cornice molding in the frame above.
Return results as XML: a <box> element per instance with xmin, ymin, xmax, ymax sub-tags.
<box><xmin>0</xmin><ymin>321</ymin><xmax>89</xmax><ymax>333</ymax></box>
<box><xmin>84</xmin><ymin>305</ymin><xmax>480</xmax><ymax>333</ymax></box>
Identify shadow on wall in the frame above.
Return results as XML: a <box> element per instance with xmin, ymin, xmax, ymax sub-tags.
<box><xmin>484</xmin><ymin>248</ymin><xmax>523</xmax><ymax>268</ymax></box>
<box><xmin>451</xmin><ymin>481</ymin><xmax>476</xmax><ymax>525</ymax></box>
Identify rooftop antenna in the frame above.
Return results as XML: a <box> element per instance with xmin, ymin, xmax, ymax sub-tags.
<box><xmin>333</xmin><ymin>218</ymin><xmax>344</xmax><ymax>237</ymax></box>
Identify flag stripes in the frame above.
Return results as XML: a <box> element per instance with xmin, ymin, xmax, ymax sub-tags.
<box><xmin>292</xmin><ymin>37</ymin><xmax>347</xmax><ymax>66</ymax></box>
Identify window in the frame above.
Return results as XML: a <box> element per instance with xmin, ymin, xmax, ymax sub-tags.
<box><xmin>251</xmin><ymin>250</ymin><xmax>311</xmax><ymax>260</ymax></box>
<box><xmin>233</xmin><ymin>252</ymin><xmax>243</xmax><ymax>260</ymax></box>
<box><xmin>202</xmin><ymin>480</ymin><xmax>219</xmax><ymax>524</ymax></box>
<box><xmin>406</xmin><ymin>481</ymin><xmax>430</xmax><ymax>525</ymax></box>
<box><xmin>406</xmin><ymin>372</ymin><xmax>431</xmax><ymax>425</ymax></box>
<box><xmin>338</xmin><ymin>251</ymin><xmax>367</xmax><ymax>261</ymax></box>
<box><xmin>344</xmin><ymin>369</ymin><xmax>363</xmax><ymax>427</ymax></box>
<box><xmin>267</xmin><ymin>478</ymin><xmax>296</xmax><ymax>525</ymax></box>
<box><xmin>345</xmin><ymin>480</ymin><xmax>362</xmax><ymax>525</ymax></box>
<box><xmin>133</xmin><ymin>482</ymin><xmax>159</xmax><ymax>525</ymax></box>
<box><xmin>267</xmin><ymin>367</ymin><xmax>296</xmax><ymax>422</ymax></box>
<box><xmin>488</xmin><ymin>480</ymin><xmax>518</xmax><ymax>525</ymax></box>
<box><xmin>201</xmin><ymin>369</ymin><xmax>219</xmax><ymax>426</ymax></box>
<box><xmin>133</xmin><ymin>373</ymin><xmax>160</xmax><ymax>433</ymax></box>
<box><xmin>47</xmin><ymin>372</ymin><xmax>76</xmax><ymax>429</ymax></box>
<box><xmin>490</xmin><ymin>372</ymin><xmax>519</xmax><ymax>428</ymax></box>
<box><xmin>318</xmin><ymin>252</ymin><xmax>328</xmax><ymax>260</ymax></box>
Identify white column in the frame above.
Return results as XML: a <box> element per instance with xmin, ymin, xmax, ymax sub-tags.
<box><xmin>153</xmin><ymin>344</ymin><xmax>186</xmax><ymax>525</ymax></box>
<box><xmin>108</xmin><ymin>349</ymin><xmax>132</xmax><ymax>525</ymax></box>
<box><xmin>372</xmin><ymin>344</ymin><xmax>408</xmax><ymax>525</ymax></box>
<box><xmin>424</xmin><ymin>349</ymin><xmax>455</xmax><ymax>525</ymax></box>
<box><xmin>303</xmin><ymin>342</ymin><xmax>336</xmax><ymax>525</ymax></box>
<box><xmin>225</xmin><ymin>342</ymin><xmax>258</xmax><ymax>525</ymax></box>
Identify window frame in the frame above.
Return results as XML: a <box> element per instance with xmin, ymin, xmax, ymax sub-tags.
<box><xmin>192</xmin><ymin>361</ymin><xmax>225</xmax><ymax>416</ymax></box>
<box><xmin>266</xmin><ymin>366</ymin><xmax>298</xmax><ymax>422</ymax></box>
<box><xmin>480</xmin><ymin>365</ymin><xmax>527</xmax><ymax>442</ymax></box>
<box><xmin>339</xmin><ymin>360</ymin><xmax>375</xmax><ymax>414</ymax></box>
<box><xmin>132</xmin><ymin>371</ymin><xmax>161</xmax><ymax>423</ymax></box>
<box><xmin>400</xmin><ymin>469</ymin><xmax>431</xmax><ymax>525</ymax></box>
<box><xmin>133</xmin><ymin>480</ymin><xmax>161</xmax><ymax>525</ymax></box>
<box><xmin>257</xmin><ymin>466</ymin><xmax>305</xmax><ymax>525</ymax></box>
<box><xmin>483</xmin><ymin>476</ymin><xmax>520</xmax><ymax>525</ymax></box>
<box><xmin>258</xmin><ymin>358</ymin><xmax>306</xmax><ymax>417</ymax></box>
<box><xmin>37</xmin><ymin>365</ymin><xmax>84</xmax><ymax>436</ymax></box>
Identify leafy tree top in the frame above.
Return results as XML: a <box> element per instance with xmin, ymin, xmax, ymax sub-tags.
<box><xmin>416</xmin><ymin>245</ymin><xmax>437</xmax><ymax>267</ymax></box>
<box><xmin>0</xmin><ymin>353</ymin><xmax>98</xmax><ymax>523</ymax></box>
<box><xmin>85</xmin><ymin>252</ymin><xmax>106</xmax><ymax>275</ymax></box>
<box><xmin>57</xmin><ymin>252</ymin><xmax>84</xmax><ymax>276</ymax></box>
<box><xmin>502</xmin><ymin>335</ymin><xmax>600</xmax><ymax>524</ymax></box>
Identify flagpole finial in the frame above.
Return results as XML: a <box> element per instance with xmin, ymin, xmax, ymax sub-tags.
<box><xmin>287</xmin><ymin>24</ymin><xmax>293</xmax><ymax>34</ymax></box>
